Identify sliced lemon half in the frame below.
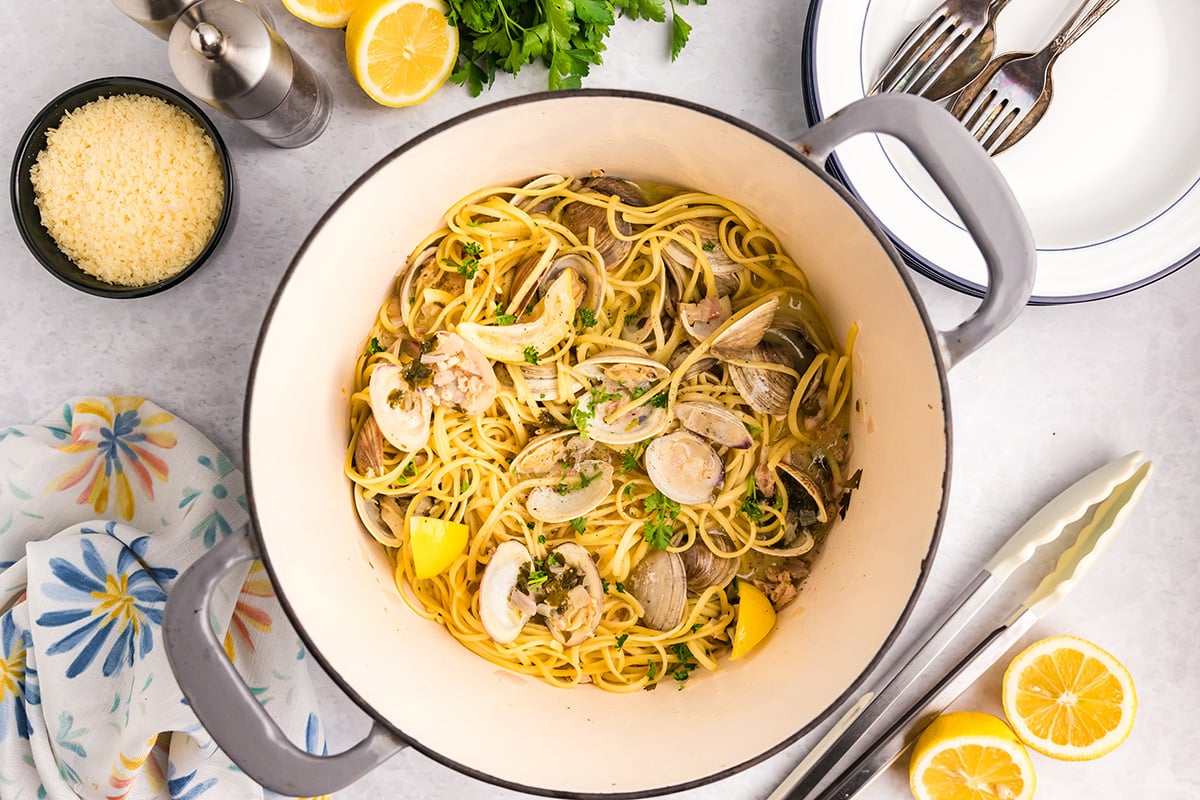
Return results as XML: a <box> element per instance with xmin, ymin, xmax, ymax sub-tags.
<box><xmin>909</xmin><ymin>711</ymin><xmax>1037</xmax><ymax>800</ymax></box>
<box><xmin>281</xmin><ymin>0</ymin><xmax>360</xmax><ymax>28</ymax></box>
<box><xmin>346</xmin><ymin>0</ymin><xmax>459</xmax><ymax>107</ymax></box>
<box><xmin>1002</xmin><ymin>634</ymin><xmax>1137</xmax><ymax>761</ymax></box>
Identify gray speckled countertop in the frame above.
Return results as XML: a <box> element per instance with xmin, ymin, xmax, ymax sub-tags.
<box><xmin>2</xmin><ymin>2</ymin><xmax>1198</xmax><ymax>798</ymax></box>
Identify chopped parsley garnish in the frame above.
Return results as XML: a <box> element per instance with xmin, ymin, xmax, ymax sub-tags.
<box><xmin>601</xmin><ymin>577</ymin><xmax>610</xmax><ymax>593</ymax></box>
<box><xmin>615</xmin><ymin>633</ymin><xmax>628</xmax><ymax>650</ymax></box>
<box><xmin>690</xmin><ymin>623</ymin><xmax>703</xmax><ymax>633</ymax></box>
<box><xmin>649</xmin><ymin>391</ymin><xmax>669</xmax><ymax>409</ymax></box>
<box><xmin>701</xmin><ymin>241</ymin><xmax>716</xmax><ymax>252</ymax></box>
<box><xmin>526</xmin><ymin>570</ymin><xmax>549</xmax><ymax>589</ymax></box>
<box><xmin>615</xmin><ymin>581</ymin><xmax>626</xmax><ymax>594</ymax></box>
<box><xmin>576</xmin><ymin>308</ymin><xmax>598</xmax><ymax>329</ymax></box>
<box><xmin>493</xmin><ymin>303</ymin><xmax>516</xmax><ymax>325</ymax></box>
<box><xmin>646</xmin><ymin>660</ymin><xmax>657</xmax><ymax>680</ymax></box>
<box><xmin>537</xmin><ymin>534</ymin><xmax>546</xmax><ymax>544</ymax></box>
<box><xmin>570</xmin><ymin>516</ymin><xmax>587</xmax><ymax>533</ymax></box>
<box><xmin>386</xmin><ymin>388</ymin><xmax>405</xmax><ymax>409</ymax></box>
<box><xmin>740</xmin><ymin>479</ymin><xmax>765</xmax><ymax>522</ymax></box>
<box><xmin>622</xmin><ymin>483</ymin><xmax>635</xmax><ymax>499</ymax></box>
<box><xmin>642</xmin><ymin>491</ymin><xmax>680</xmax><ymax>549</ymax></box>
<box><xmin>670</xmin><ymin>642</ymin><xmax>697</xmax><ymax>688</ymax></box>
<box><xmin>523</xmin><ymin>346</ymin><xmax>541</xmax><ymax>365</ymax></box>
<box><xmin>624</xmin><ymin>313</ymin><xmax>640</xmax><ymax>327</ymax></box>
<box><xmin>526</xmin><ymin>521</ymin><xmax>537</xmax><ymax>530</ymax></box>
<box><xmin>619</xmin><ymin>443</ymin><xmax>646</xmax><ymax>474</ymax></box>
<box><xmin>630</xmin><ymin>386</ymin><xmax>647</xmax><ymax>400</ymax></box>
<box><xmin>365</xmin><ymin>337</ymin><xmax>383</xmax><ymax>355</ymax></box>
<box><xmin>442</xmin><ymin>241</ymin><xmax>484</xmax><ymax>279</ymax></box>
<box><xmin>556</xmin><ymin>468</ymin><xmax>602</xmax><ymax>495</ymax></box>
<box><xmin>571</xmin><ymin>386</ymin><xmax>620</xmax><ymax>434</ymax></box>
<box><xmin>746</xmin><ymin>423</ymin><xmax>763</xmax><ymax>437</ymax></box>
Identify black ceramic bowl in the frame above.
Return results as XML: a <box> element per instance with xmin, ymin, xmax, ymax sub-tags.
<box><xmin>10</xmin><ymin>76</ymin><xmax>235</xmax><ymax>299</ymax></box>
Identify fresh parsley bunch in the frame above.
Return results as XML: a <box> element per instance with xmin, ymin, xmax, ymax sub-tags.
<box><xmin>445</xmin><ymin>0</ymin><xmax>708</xmax><ymax>96</ymax></box>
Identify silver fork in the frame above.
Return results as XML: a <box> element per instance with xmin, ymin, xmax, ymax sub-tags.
<box><xmin>870</xmin><ymin>0</ymin><xmax>1017</xmax><ymax>101</ymax></box>
<box><xmin>949</xmin><ymin>0</ymin><xmax>1123</xmax><ymax>155</ymax></box>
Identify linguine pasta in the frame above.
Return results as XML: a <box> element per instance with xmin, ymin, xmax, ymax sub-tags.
<box><xmin>346</xmin><ymin>173</ymin><xmax>855</xmax><ymax>692</ymax></box>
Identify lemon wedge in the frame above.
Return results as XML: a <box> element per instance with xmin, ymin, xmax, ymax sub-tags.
<box><xmin>345</xmin><ymin>0</ymin><xmax>459</xmax><ymax>107</ymax></box>
<box><xmin>909</xmin><ymin>711</ymin><xmax>1037</xmax><ymax>800</ymax></box>
<box><xmin>281</xmin><ymin>0</ymin><xmax>360</xmax><ymax>28</ymax></box>
<box><xmin>1002</xmin><ymin>634</ymin><xmax>1137</xmax><ymax>761</ymax></box>
<box><xmin>730</xmin><ymin>579</ymin><xmax>775</xmax><ymax>660</ymax></box>
<box><xmin>409</xmin><ymin>515</ymin><xmax>469</xmax><ymax>579</ymax></box>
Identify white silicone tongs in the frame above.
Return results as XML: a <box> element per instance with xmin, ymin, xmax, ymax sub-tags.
<box><xmin>769</xmin><ymin>451</ymin><xmax>1154</xmax><ymax>800</ymax></box>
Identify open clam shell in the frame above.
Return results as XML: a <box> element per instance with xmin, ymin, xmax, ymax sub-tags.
<box><xmin>511</xmin><ymin>430</ymin><xmax>593</xmax><ymax>477</ymax></box>
<box><xmin>674</xmin><ymin>401</ymin><xmax>753</xmax><ymax>449</ymax></box>
<box><xmin>479</xmin><ymin>541</ymin><xmax>535</xmax><ymax>644</ymax></box>
<box><xmin>422</xmin><ymin>332</ymin><xmax>498</xmax><ymax>414</ymax></box>
<box><xmin>680</xmin><ymin>531</ymin><xmax>739</xmax><ymax>593</ymax></box>
<box><xmin>542</xmin><ymin>542</ymin><xmax>605</xmax><ymax>646</ymax></box>
<box><xmin>726</xmin><ymin>327</ymin><xmax>821</xmax><ymax>418</ymax></box>
<box><xmin>626</xmin><ymin>549</ymin><xmax>687</xmax><ymax>631</ymax></box>
<box><xmin>710</xmin><ymin>294</ymin><xmax>780</xmax><ymax>358</ymax></box>
<box><xmin>562</xmin><ymin>176</ymin><xmax>646</xmax><ymax>271</ymax></box>
<box><xmin>574</xmin><ymin>351</ymin><xmax>672</xmax><ymax>445</ymax></box>
<box><xmin>368</xmin><ymin>364</ymin><xmax>433</xmax><ymax>452</ymax></box>
<box><xmin>525</xmin><ymin>460</ymin><xmax>614</xmax><ymax>523</ymax></box>
<box><xmin>645</xmin><ymin>431</ymin><xmax>725</xmax><ymax>505</ymax></box>
<box><xmin>353</xmin><ymin>414</ymin><xmax>386</xmax><ymax>478</ymax></box>
<box><xmin>509</xmin><ymin>251</ymin><xmax>606</xmax><ymax>320</ymax></box>
<box><xmin>777</xmin><ymin>462</ymin><xmax>829</xmax><ymax>526</ymax></box>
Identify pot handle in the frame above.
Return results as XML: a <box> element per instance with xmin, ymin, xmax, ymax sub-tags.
<box><xmin>796</xmin><ymin>94</ymin><xmax>1035</xmax><ymax>370</ymax></box>
<box><xmin>163</xmin><ymin>527</ymin><xmax>407</xmax><ymax>796</ymax></box>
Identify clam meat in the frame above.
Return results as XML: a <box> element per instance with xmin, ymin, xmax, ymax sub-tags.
<box><xmin>626</xmin><ymin>549</ymin><xmax>687</xmax><ymax>631</ymax></box>
<box><xmin>679</xmin><ymin>296</ymin><xmax>732</xmax><ymax>345</ymax></box>
<box><xmin>538</xmin><ymin>543</ymin><xmax>605</xmax><ymax>646</ymax></box>
<box><xmin>421</xmin><ymin>332</ymin><xmax>498</xmax><ymax>414</ymax></box>
<box><xmin>645</xmin><ymin>431</ymin><xmax>724</xmax><ymax>505</ymax></box>
<box><xmin>511</xmin><ymin>430</ymin><xmax>593</xmax><ymax>476</ymax></box>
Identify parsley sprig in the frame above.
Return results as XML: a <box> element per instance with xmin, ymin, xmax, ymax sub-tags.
<box><xmin>446</xmin><ymin>0</ymin><xmax>710</xmax><ymax>96</ymax></box>
<box><xmin>442</xmin><ymin>240</ymin><xmax>485</xmax><ymax>279</ymax></box>
<box><xmin>642</xmin><ymin>491</ymin><xmax>680</xmax><ymax>549</ymax></box>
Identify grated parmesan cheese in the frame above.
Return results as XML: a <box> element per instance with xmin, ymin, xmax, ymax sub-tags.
<box><xmin>29</xmin><ymin>93</ymin><xmax>225</xmax><ymax>287</ymax></box>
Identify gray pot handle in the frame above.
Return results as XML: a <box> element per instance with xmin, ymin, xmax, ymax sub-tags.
<box><xmin>797</xmin><ymin>94</ymin><xmax>1035</xmax><ymax>370</ymax></box>
<box><xmin>163</xmin><ymin>527</ymin><xmax>407</xmax><ymax>796</ymax></box>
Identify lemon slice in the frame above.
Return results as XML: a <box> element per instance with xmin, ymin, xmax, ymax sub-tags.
<box><xmin>409</xmin><ymin>515</ymin><xmax>469</xmax><ymax>579</ymax></box>
<box><xmin>909</xmin><ymin>711</ymin><xmax>1037</xmax><ymax>800</ymax></box>
<box><xmin>282</xmin><ymin>0</ymin><xmax>360</xmax><ymax>28</ymax></box>
<box><xmin>1002</xmin><ymin>634</ymin><xmax>1137</xmax><ymax>761</ymax></box>
<box><xmin>729</xmin><ymin>579</ymin><xmax>775</xmax><ymax>660</ymax></box>
<box><xmin>345</xmin><ymin>0</ymin><xmax>459</xmax><ymax>107</ymax></box>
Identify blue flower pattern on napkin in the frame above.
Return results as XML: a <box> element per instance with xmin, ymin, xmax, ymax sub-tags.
<box><xmin>0</xmin><ymin>397</ymin><xmax>330</xmax><ymax>799</ymax></box>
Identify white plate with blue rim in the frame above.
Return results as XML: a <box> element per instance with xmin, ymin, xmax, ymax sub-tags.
<box><xmin>802</xmin><ymin>0</ymin><xmax>1200</xmax><ymax>303</ymax></box>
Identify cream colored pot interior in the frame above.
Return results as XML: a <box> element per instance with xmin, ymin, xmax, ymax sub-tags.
<box><xmin>247</xmin><ymin>94</ymin><xmax>948</xmax><ymax>795</ymax></box>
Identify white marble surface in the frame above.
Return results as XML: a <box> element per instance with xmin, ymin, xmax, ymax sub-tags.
<box><xmin>2</xmin><ymin>1</ymin><xmax>1198</xmax><ymax>798</ymax></box>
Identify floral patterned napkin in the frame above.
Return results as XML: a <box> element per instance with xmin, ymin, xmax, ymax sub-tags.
<box><xmin>0</xmin><ymin>397</ymin><xmax>328</xmax><ymax>800</ymax></box>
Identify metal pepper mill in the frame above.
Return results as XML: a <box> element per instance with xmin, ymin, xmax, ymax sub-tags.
<box><xmin>110</xmin><ymin>0</ymin><xmax>273</xmax><ymax>39</ymax></box>
<box><xmin>167</xmin><ymin>0</ymin><xmax>332</xmax><ymax>148</ymax></box>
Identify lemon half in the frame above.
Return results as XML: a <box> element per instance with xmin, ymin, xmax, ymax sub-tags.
<box><xmin>346</xmin><ymin>0</ymin><xmax>459</xmax><ymax>107</ymax></box>
<box><xmin>909</xmin><ymin>711</ymin><xmax>1037</xmax><ymax>800</ymax></box>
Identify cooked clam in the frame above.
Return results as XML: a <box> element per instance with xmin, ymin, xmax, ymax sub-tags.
<box><xmin>457</xmin><ymin>270</ymin><xmax>577</xmax><ymax>363</ymax></box>
<box><xmin>562</xmin><ymin>176</ymin><xmax>646</xmax><ymax>270</ymax></box>
<box><xmin>679</xmin><ymin>296</ymin><xmax>732</xmax><ymax>344</ymax></box>
<box><xmin>525</xmin><ymin>460</ymin><xmax>614</xmax><ymax>523</ymax></box>
<box><xmin>776</xmin><ymin>462</ymin><xmax>828</xmax><ymax>526</ymax></box>
<box><xmin>353</xmin><ymin>485</ymin><xmax>409</xmax><ymax>543</ymax></box>
<box><xmin>513</xmin><ymin>173</ymin><xmax>570</xmax><ymax>214</ymax></box>
<box><xmin>354</xmin><ymin>414</ymin><xmax>386</xmax><ymax>477</ymax></box>
<box><xmin>573</xmin><ymin>351</ymin><xmax>671</xmax><ymax>445</ymax></box>
<box><xmin>726</xmin><ymin>328</ymin><xmax>820</xmax><ymax>418</ymax></box>
<box><xmin>663</xmin><ymin>218</ymin><xmax>740</xmax><ymax>275</ymax></box>
<box><xmin>480</xmin><ymin>541</ymin><xmax>535</xmax><ymax>644</ymax></box>
<box><xmin>626</xmin><ymin>549</ymin><xmax>687</xmax><ymax>631</ymax></box>
<box><xmin>674</xmin><ymin>402</ymin><xmax>753</xmax><ymax>449</ymax></box>
<box><xmin>667</xmin><ymin>344</ymin><xmax>719</xmax><ymax>382</ymax></box>
<box><xmin>399</xmin><ymin>245</ymin><xmax>459</xmax><ymax>337</ymax></box>
<box><xmin>511</xmin><ymin>430</ymin><xmax>593</xmax><ymax>476</ymax></box>
<box><xmin>508</xmin><ymin>250</ymin><xmax>606</xmax><ymax>320</ymax></box>
<box><xmin>368</xmin><ymin>364</ymin><xmax>433</xmax><ymax>452</ymax></box>
<box><xmin>539</xmin><ymin>543</ymin><xmax>605</xmax><ymax>646</ymax></box>
<box><xmin>710</xmin><ymin>294</ymin><xmax>780</xmax><ymax>358</ymax></box>
<box><xmin>680</xmin><ymin>531</ymin><xmax>739</xmax><ymax>593</ymax></box>
<box><xmin>645</xmin><ymin>431</ymin><xmax>724</xmax><ymax>505</ymax></box>
<box><xmin>422</xmin><ymin>332</ymin><xmax>498</xmax><ymax>414</ymax></box>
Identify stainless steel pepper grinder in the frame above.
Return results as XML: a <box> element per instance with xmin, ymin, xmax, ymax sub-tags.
<box><xmin>111</xmin><ymin>0</ymin><xmax>273</xmax><ymax>39</ymax></box>
<box><xmin>168</xmin><ymin>0</ymin><xmax>332</xmax><ymax>148</ymax></box>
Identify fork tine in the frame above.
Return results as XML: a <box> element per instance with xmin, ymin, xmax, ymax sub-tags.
<box><xmin>981</xmin><ymin>106</ymin><xmax>1020</xmax><ymax>152</ymax></box>
<box><xmin>889</xmin><ymin>21</ymin><xmax>959</xmax><ymax>94</ymax></box>
<box><xmin>870</xmin><ymin>11</ymin><xmax>955</xmax><ymax>94</ymax></box>
<box><xmin>908</xmin><ymin>26</ymin><xmax>975</xmax><ymax>97</ymax></box>
<box><xmin>986</xmin><ymin>107</ymin><xmax>1028</xmax><ymax>155</ymax></box>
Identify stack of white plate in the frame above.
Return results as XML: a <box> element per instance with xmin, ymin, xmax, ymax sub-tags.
<box><xmin>803</xmin><ymin>0</ymin><xmax>1199</xmax><ymax>303</ymax></box>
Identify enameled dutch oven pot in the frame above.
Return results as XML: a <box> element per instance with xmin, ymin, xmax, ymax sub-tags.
<box><xmin>162</xmin><ymin>90</ymin><xmax>1034</xmax><ymax>798</ymax></box>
